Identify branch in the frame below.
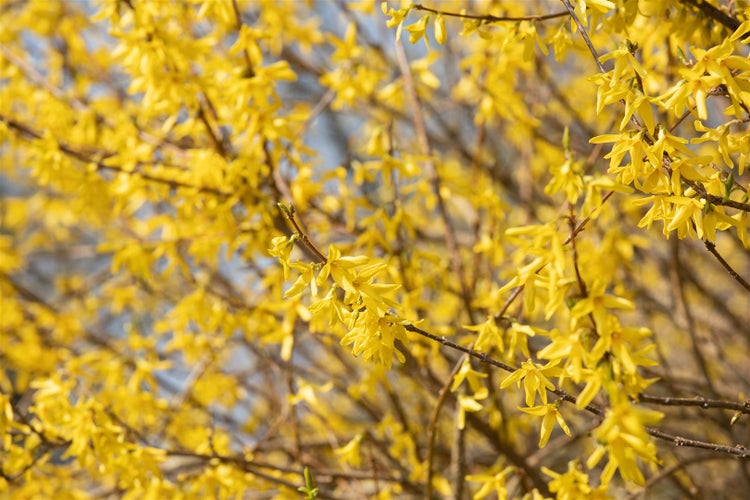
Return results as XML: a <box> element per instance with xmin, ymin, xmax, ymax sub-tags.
<box><xmin>394</xmin><ymin>37</ymin><xmax>475</xmax><ymax>321</ymax></box>
<box><xmin>0</xmin><ymin>114</ymin><xmax>231</xmax><ymax>197</ymax></box>
<box><xmin>277</xmin><ymin>203</ymin><xmax>327</xmax><ymax>263</ymax></box>
<box><xmin>0</xmin><ymin>45</ymin><xmax>193</xmax><ymax>159</ymax></box>
<box><xmin>638</xmin><ymin>394</ymin><xmax>750</xmax><ymax>414</ymax></box>
<box><xmin>563</xmin><ymin>190</ymin><xmax>615</xmax><ymax>244</ymax></box>
<box><xmin>669</xmin><ymin>240</ymin><xmax>717</xmax><ymax>394</ymax></box>
<box><xmin>404</xmin><ymin>322</ymin><xmax>750</xmax><ymax>458</ymax></box>
<box><xmin>704</xmin><ymin>194</ymin><xmax>750</xmax><ymax>213</ymax></box>
<box><xmin>679</xmin><ymin>171</ymin><xmax>750</xmax><ymax>213</ymax></box>
<box><xmin>495</xmin><ymin>189</ymin><xmax>616</xmax><ymax>320</ymax></box>
<box><xmin>647</xmin><ymin>428</ymin><xmax>749</xmax><ymax>458</ymax></box>
<box><xmin>166</xmin><ymin>449</ymin><xmax>332</xmax><ymax>495</ymax></box>
<box><xmin>568</xmin><ymin>204</ymin><xmax>590</xmax><ymax>298</ymax></box>
<box><xmin>560</xmin><ymin>0</ymin><xmax>606</xmax><ymax>73</ymax></box>
<box><xmin>703</xmin><ymin>239</ymin><xmax>750</xmax><ymax>293</ymax></box>
<box><xmin>404</xmin><ymin>323</ymin><xmax>605</xmax><ymax>416</ymax></box>
<box><xmin>678</xmin><ymin>0</ymin><xmax>741</xmax><ymax>31</ymax></box>
<box><xmin>424</xmin><ymin>352</ymin><xmax>466</xmax><ymax>500</ymax></box>
<box><xmin>561</xmin><ymin>0</ymin><xmax>650</xmax><ymax>135</ymax></box>
<box><xmin>411</xmin><ymin>3</ymin><xmax>569</xmax><ymax>23</ymax></box>
<box><xmin>231</xmin><ymin>0</ymin><xmax>255</xmax><ymax>77</ymax></box>
<box><xmin>196</xmin><ymin>99</ymin><xmax>227</xmax><ymax>157</ymax></box>
<box><xmin>561</xmin><ymin>4</ymin><xmax>750</xmax><ymax>294</ymax></box>
<box><xmin>631</xmin><ymin>454</ymin><xmax>735</xmax><ymax>498</ymax></box>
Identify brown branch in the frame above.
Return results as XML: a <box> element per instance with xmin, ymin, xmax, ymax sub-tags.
<box><xmin>231</xmin><ymin>0</ymin><xmax>255</xmax><ymax>77</ymax></box>
<box><xmin>277</xmin><ymin>203</ymin><xmax>327</xmax><ymax>263</ymax></box>
<box><xmin>451</xmin><ymin>401</ymin><xmax>467</xmax><ymax>500</ymax></box>
<box><xmin>561</xmin><ymin>0</ymin><xmax>651</xmax><ymax>136</ymax></box>
<box><xmin>166</xmin><ymin>449</ymin><xmax>336</xmax><ymax>496</ymax></box>
<box><xmin>638</xmin><ymin>394</ymin><xmax>750</xmax><ymax>414</ymax></box>
<box><xmin>563</xmin><ymin>2</ymin><xmax>749</xmax><ymax>296</ymax></box>
<box><xmin>394</xmin><ymin>37</ymin><xmax>475</xmax><ymax>323</ymax></box>
<box><xmin>704</xmin><ymin>194</ymin><xmax>750</xmax><ymax>213</ymax></box>
<box><xmin>568</xmin><ymin>204</ymin><xmax>589</xmax><ymax>297</ymax></box>
<box><xmin>493</xmin><ymin>281</ymin><xmax>525</xmax><ymax>321</ymax></box>
<box><xmin>0</xmin><ymin>114</ymin><xmax>231</xmax><ymax>197</ymax></box>
<box><xmin>285</xmin><ymin>356</ymin><xmax>303</xmax><ymax>462</ymax></box>
<box><xmin>562</xmin><ymin>1</ymin><xmax>749</xmax><ymax>220</ymax></box>
<box><xmin>165</xmin><ymin>446</ymin><xmax>420</xmax><ymax>498</ymax></box>
<box><xmin>678</xmin><ymin>0</ymin><xmax>741</xmax><ymax>31</ymax></box>
<box><xmin>196</xmin><ymin>101</ymin><xmax>227</xmax><ymax>157</ymax></box>
<box><xmin>563</xmin><ymin>190</ymin><xmax>616</xmax><ymax>244</ymax></box>
<box><xmin>669</xmin><ymin>240</ymin><xmax>717</xmax><ymax>394</ymax></box>
<box><xmin>412</xmin><ymin>3</ymin><xmax>569</xmax><ymax>23</ymax></box>
<box><xmin>0</xmin><ymin>45</ymin><xmax>87</xmax><ymax>111</ymax></box>
<box><xmin>404</xmin><ymin>322</ymin><xmax>750</xmax><ymax>458</ymax></box>
<box><xmin>657</xmin><ymin>157</ymin><xmax>750</xmax><ymax>295</ymax></box>
<box><xmin>404</xmin><ymin>323</ymin><xmax>605</xmax><ymax>416</ymax></box>
<box><xmin>631</xmin><ymin>454</ymin><xmax>731</xmax><ymax>499</ymax></box>
<box><xmin>4</xmin><ymin>270</ymin><xmax>255</xmax><ymax>452</ymax></box>
<box><xmin>560</xmin><ymin>0</ymin><xmax>606</xmax><ymax>73</ymax></box>
<box><xmin>646</xmin><ymin>428</ymin><xmax>749</xmax><ymax>458</ymax></box>
<box><xmin>567</xmin><ymin>204</ymin><xmax>603</xmax><ymax>338</ymax></box>
<box><xmin>424</xmin><ymin>353</ymin><xmax>466</xmax><ymax>500</ymax></box>
<box><xmin>495</xmin><ymin>189</ymin><xmax>616</xmax><ymax>320</ymax></box>
<box><xmin>703</xmin><ymin>239</ymin><xmax>750</xmax><ymax>292</ymax></box>
<box><xmin>0</xmin><ymin>45</ymin><xmax>193</xmax><ymax>160</ymax></box>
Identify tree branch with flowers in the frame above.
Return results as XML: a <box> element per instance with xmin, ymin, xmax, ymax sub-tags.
<box><xmin>2</xmin><ymin>1</ymin><xmax>749</xmax><ymax>498</ymax></box>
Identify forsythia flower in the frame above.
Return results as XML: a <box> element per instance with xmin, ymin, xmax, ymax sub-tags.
<box><xmin>543</xmin><ymin>460</ymin><xmax>613</xmax><ymax>500</ymax></box>
<box><xmin>520</xmin><ymin>402</ymin><xmax>572</xmax><ymax>447</ymax></box>
<box><xmin>336</xmin><ymin>434</ymin><xmax>363</xmax><ymax>467</ymax></box>
<box><xmin>500</xmin><ymin>359</ymin><xmax>561</xmax><ymax>406</ymax></box>
<box><xmin>587</xmin><ymin>397</ymin><xmax>663</xmax><ymax>486</ymax></box>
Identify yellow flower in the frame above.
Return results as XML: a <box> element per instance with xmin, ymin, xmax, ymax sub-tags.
<box><xmin>520</xmin><ymin>402</ymin><xmax>571</xmax><ymax>447</ymax></box>
<box><xmin>451</xmin><ymin>358</ymin><xmax>488</xmax><ymax>400</ymax></box>
<box><xmin>500</xmin><ymin>359</ymin><xmax>560</xmax><ymax>406</ymax></box>
<box><xmin>336</xmin><ymin>434</ymin><xmax>363</xmax><ymax>467</ymax></box>
<box><xmin>587</xmin><ymin>397</ymin><xmax>663</xmax><ymax>486</ymax></box>
<box><xmin>466</xmin><ymin>466</ymin><xmax>514</xmax><ymax>500</ymax></box>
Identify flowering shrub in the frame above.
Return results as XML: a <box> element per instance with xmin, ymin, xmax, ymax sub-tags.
<box><xmin>2</xmin><ymin>1</ymin><xmax>749</xmax><ymax>498</ymax></box>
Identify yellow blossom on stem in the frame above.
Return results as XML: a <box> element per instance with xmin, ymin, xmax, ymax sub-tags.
<box><xmin>500</xmin><ymin>359</ymin><xmax>561</xmax><ymax>406</ymax></box>
<box><xmin>520</xmin><ymin>402</ymin><xmax>572</xmax><ymax>447</ymax></box>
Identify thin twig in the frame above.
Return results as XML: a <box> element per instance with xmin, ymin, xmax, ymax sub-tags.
<box><xmin>394</xmin><ymin>37</ymin><xmax>475</xmax><ymax>322</ymax></box>
<box><xmin>669</xmin><ymin>240</ymin><xmax>717</xmax><ymax>394</ymax></box>
<box><xmin>278</xmin><ymin>204</ymin><xmax>327</xmax><ymax>264</ymax></box>
<box><xmin>568</xmin><ymin>204</ymin><xmax>589</xmax><ymax>297</ymax></box>
<box><xmin>196</xmin><ymin>103</ymin><xmax>226</xmax><ymax>157</ymax></box>
<box><xmin>412</xmin><ymin>3</ymin><xmax>569</xmax><ymax>23</ymax></box>
<box><xmin>1</xmin><ymin>115</ymin><xmax>230</xmax><ymax>197</ymax></box>
<box><xmin>404</xmin><ymin>323</ymin><xmax>605</xmax><ymax>416</ymax></box>
<box><xmin>0</xmin><ymin>45</ymin><xmax>192</xmax><ymax>159</ymax></box>
<box><xmin>231</xmin><ymin>0</ymin><xmax>255</xmax><ymax>77</ymax></box>
<box><xmin>629</xmin><ymin>455</ymin><xmax>730</xmax><ymax>499</ymax></box>
<box><xmin>424</xmin><ymin>353</ymin><xmax>467</xmax><ymax>500</ymax></box>
<box><xmin>646</xmin><ymin>428</ymin><xmax>749</xmax><ymax>458</ymax></box>
<box><xmin>404</xmin><ymin>322</ymin><xmax>750</xmax><ymax>458</ymax></box>
<box><xmin>704</xmin><ymin>195</ymin><xmax>750</xmax><ymax>213</ymax></box>
<box><xmin>561</xmin><ymin>0</ymin><xmax>649</xmax><ymax>135</ymax></box>
<box><xmin>493</xmin><ymin>280</ymin><xmax>525</xmax><ymax>322</ymax></box>
<box><xmin>451</xmin><ymin>401</ymin><xmax>467</xmax><ymax>500</ymax></box>
<box><xmin>566</xmin><ymin>190</ymin><xmax>616</xmax><ymax>244</ymax></box>
<box><xmin>0</xmin><ymin>44</ymin><xmax>87</xmax><ymax>111</ymax></box>
<box><xmin>495</xmin><ymin>189</ymin><xmax>616</xmax><ymax>320</ymax></box>
<box><xmin>677</xmin><ymin>0</ymin><xmax>741</xmax><ymax>31</ymax></box>
<box><xmin>638</xmin><ymin>394</ymin><xmax>750</xmax><ymax>414</ymax></box>
<box><xmin>560</xmin><ymin>0</ymin><xmax>606</xmax><ymax>73</ymax></box>
<box><xmin>567</xmin><ymin>204</ymin><xmax>602</xmax><ymax>337</ymax></box>
<box><xmin>703</xmin><ymin>239</ymin><xmax>750</xmax><ymax>292</ymax></box>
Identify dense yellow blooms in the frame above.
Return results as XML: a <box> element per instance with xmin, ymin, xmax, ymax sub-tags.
<box><xmin>2</xmin><ymin>1</ymin><xmax>749</xmax><ymax>498</ymax></box>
